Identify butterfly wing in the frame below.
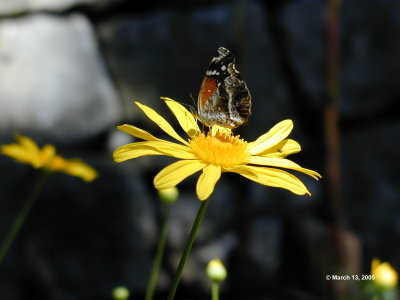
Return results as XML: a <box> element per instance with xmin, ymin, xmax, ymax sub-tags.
<box><xmin>196</xmin><ymin>47</ymin><xmax>251</xmax><ymax>128</ymax></box>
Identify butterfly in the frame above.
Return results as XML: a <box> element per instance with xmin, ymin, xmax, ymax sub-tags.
<box><xmin>194</xmin><ymin>47</ymin><xmax>252</xmax><ymax>129</ymax></box>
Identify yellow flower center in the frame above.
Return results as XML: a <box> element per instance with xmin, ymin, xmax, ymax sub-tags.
<box><xmin>189</xmin><ymin>130</ymin><xmax>249</xmax><ymax>168</ymax></box>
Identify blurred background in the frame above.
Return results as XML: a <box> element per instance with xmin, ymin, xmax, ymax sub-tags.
<box><xmin>0</xmin><ymin>0</ymin><xmax>399</xmax><ymax>299</ymax></box>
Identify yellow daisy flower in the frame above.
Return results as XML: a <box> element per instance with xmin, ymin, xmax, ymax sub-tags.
<box><xmin>113</xmin><ymin>97</ymin><xmax>321</xmax><ymax>200</ymax></box>
<box><xmin>1</xmin><ymin>134</ymin><xmax>98</xmax><ymax>182</ymax></box>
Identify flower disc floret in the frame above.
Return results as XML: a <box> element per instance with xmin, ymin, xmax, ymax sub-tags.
<box><xmin>189</xmin><ymin>131</ymin><xmax>249</xmax><ymax>168</ymax></box>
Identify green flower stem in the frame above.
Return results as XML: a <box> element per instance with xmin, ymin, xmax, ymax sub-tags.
<box><xmin>145</xmin><ymin>204</ymin><xmax>171</xmax><ymax>300</ymax></box>
<box><xmin>0</xmin><ymin>170</ymin><xmax>49</xmax><ymax>263</ymax></box>
<box><xmin>382</xmin><ymin>289</ymin><xmax>398</xmax><ymax>300</ymax></box>
<box><xmin>167</xmin><ymin>199</ymin><xmax>210</xmax><ymax>300</ymax></box>
<box><xmin>211</xmin><ymin>282</ymin><xmax>219</xmax><ymax>300</ymax></box>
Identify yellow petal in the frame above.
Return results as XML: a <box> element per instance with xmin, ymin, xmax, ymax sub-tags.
<box><xmin>16</xmin><ymin>134</ymin><xmax>40</xmax><ymax>153</ymax></box>
<box><xmin>41</xmin><ymin>144</ymin><xmax>57</xmax><ymax>163</ymax></box>
<box><xmin>247</xmin><ymin>120</ymin><xmax>293</xmax><ymax>155</ymax></box>
<box><xmin>246</xmin><ymin>156</ymin><xmax>321</xmax><ymax>180</ymax></box>
<box><xmin>371</xmin><ymin>259</ymin><xmax>381</xmax><ymax>273</ymax></box>
<box><xmin>47</xmin><ymin>155</ymin><xmax>67</xmax><ymax>170</ymax></box>
<box><xmin>63</xmin><ymin>159</ymin><xmax>98</xmax><ymax>182</ymax></box>
<box><xmin>113</xmin><ymin>141</ymin><xmax>196</xmax><ymax>162</ymax></box>
<box><xmin>113</xmin><ymin>142</ymin><xmax>164</xmax><ymax>162</ymax></box>
<box><xmin>260</xmin><ymin>139</ymin><xmax>301</xmax><ymax>158</ymax></box>
<box><xmin>135</xmin><ymin>102</ymin><xmax>188</xmax><ymax>145</ymax></box>
<box><xmin>154</xmin><ymin>159</ymin><xmax>206</xmax><ymax>190</ymax></box>
<box><xmin>117</xmin><ymin>124</ymin><xmax>159</xmax><ymax>141</ymax></box>
<box><xmin>162</xmin><ymin>97</ymin><xmax>199</xmax><ymax>138</ymax></box>
<box><xmin>1</xmin><ymin>144</ymin><xmax>36</xmax><ymax>166</ymax></box>
<box><xmin>196</xmin><ymin>164</ymin><xmax>221</xmax><ymax>200</ymax></box>
<box><xmin>229</xmin><ymin>165</ymin><xmax>311</xmax><ymax>195</ymax></box>
<box><xmin>4</xmin><ymin>134</ymin><xmax>43</xmax><ymax>167</ymax></box>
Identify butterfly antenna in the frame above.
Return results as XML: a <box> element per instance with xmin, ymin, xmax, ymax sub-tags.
<box><xmin>189</xmin><ymin>93</ymin><xmax>196</xmax><ymax>107</ymax></box>
<box><xmin>186</xmin><ymin>92</ymin><xmax>198</xmax><ymax>119</ymax></box>
<box><xmin>172</xmin><ymin>96</ymin><xmax>193</xmax><ymax>111</ymax></box>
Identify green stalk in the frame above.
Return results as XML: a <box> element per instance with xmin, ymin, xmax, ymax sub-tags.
<box><xmin>167</xmin><ymin>199</ymin><xmax>210</xmax><ymax>300</ymax></box>
<box><xmin>0</xmin><ymin>170</ymin><xmax>49</xmax><ymax>263</ymax></box>
<box><xmin>145</xmin><ymin>204</ymin><xmax>171</xmax><ymax>300</ymax></box>
<box><xmin>211</xmin><ymin>282</ymin><xmax>219</xmax><ymax>300</ymax></box>
<box><xmin>382</xmin><ymin>289</ymin><xmax>398</xmax><ymax>300</ymax></box>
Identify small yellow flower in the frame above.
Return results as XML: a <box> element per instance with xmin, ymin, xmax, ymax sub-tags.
<box><xmin>1</xmin><ymin>134</ymin><xmax>98</xmax><ymax>182</ymax></box>
<box><xmin>371</xmin><ymin>258</ymin><xmax>398</xmax><ymax>289</ymax></box>
<box><xmin>113</xmin><ymin>97</ymin><xmax>321</xmax><ymax>200</ymax></box>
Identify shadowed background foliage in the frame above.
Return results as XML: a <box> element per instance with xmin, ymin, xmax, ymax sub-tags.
<box><xmin>0</xmin><ymin>0</ymin><xmax>399</xmax><ymax>299</ymax></box>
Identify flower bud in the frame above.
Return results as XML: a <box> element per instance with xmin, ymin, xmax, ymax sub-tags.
<box><xmin>112</xmin><ymin>286</ymin><xmax>130</xmax><ymax>300</ymax></box>
<box><xmin>158</xmin><ymin>187</ymin><xmax>179</xmax><ymax>204</ymax></box>
<box><xmin>206</xmin><ymin>259</ymin><xmax>227</xmax><ymax>282</ymax></box>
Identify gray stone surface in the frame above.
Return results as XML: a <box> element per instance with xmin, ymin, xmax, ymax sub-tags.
<box><xmin>0</xmin><ymin>14</ymin><xmax>121</xmax><ymax>141</ymax></box>
<box><xmin>0</xmin><ymin>0</ymin><xmax>26</xmax><ymax>16</ymax></box>
<box><xmin>0</xmin><ymin>0</ymin><xmax>119</xmax><ymax>16</ymax></box>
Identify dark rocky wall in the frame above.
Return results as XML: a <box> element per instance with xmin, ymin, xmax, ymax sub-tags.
<box><xmin>0</xmin><ymin>0</ymin><xmax>399</xmax><ymax>299</ymax></box>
